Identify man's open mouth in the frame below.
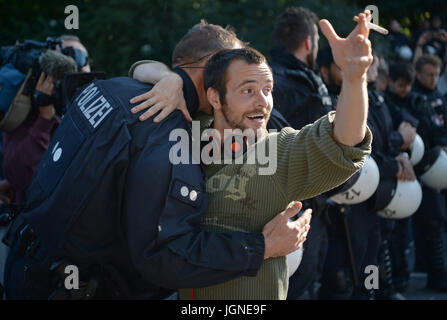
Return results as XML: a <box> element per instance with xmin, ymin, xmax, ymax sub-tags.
<box><xmin>246</xmin><ymin>113</ymin><xmax>265</xmax><ymax>121</ymax></box>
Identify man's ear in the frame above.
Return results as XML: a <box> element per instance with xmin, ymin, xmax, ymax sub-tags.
<box><xmin>304</xmin><ymin>36</ymin><xmax>312</xmax><ymax>52</ymax></box>
<box><xmin>207</xmin><ymin>87</ymin><xmax>222</xmax><ymax>112</ymax></box>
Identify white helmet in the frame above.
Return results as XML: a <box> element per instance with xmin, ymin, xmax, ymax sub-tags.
<box><xmin>376</xmin><ymin>179</ymin><xmax>423</xmax><ymax>219</ymax></box>
<box><xmin>414</xmin><ymin>147</ymin><xmax>447</xmax><ymax>190</ymax></box>
<box><xmin>395</xmin><ymin>45</ymin><xmax>413</xmax><ymax>61</ymax></box>
<box><xmin>329</xmin><ymin>155</ymin><xmax>380</xmax><ymax>205</ymax></box>
<box><xmin>409</xmin><ymin>134</ymin><xmax>425</xmax><ymax>166</ymax></box>
<box><xmin>287</xmin><ymin>247</ymin><xmax>304</xmax><ymax>277</ymax></box>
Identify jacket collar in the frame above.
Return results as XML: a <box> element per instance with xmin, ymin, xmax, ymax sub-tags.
<box><xmin>413</xmin><ymin>78</ymin><xmax>435</xmax><ymax>95</ymax></box>
<box><xmin>173</xmin><ymin>67</ymin><xmax>199</xmax><ymax>115</ymax></box>
<box><xmin>270</xmin><ymin>48</ymin><xmax>308</xmax><ymax>71</ymax></box>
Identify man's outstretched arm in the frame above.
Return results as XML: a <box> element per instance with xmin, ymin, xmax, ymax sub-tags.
<box><xmin>320</xmin><ymin>11</ymin><xmax>373</xmax><ymax>146</ymax></box>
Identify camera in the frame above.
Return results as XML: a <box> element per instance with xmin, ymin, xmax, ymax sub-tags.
<box><xmin>0</xmin><ymin>37</ymin><xmax>79</xmax><ymax>121</ymax></box>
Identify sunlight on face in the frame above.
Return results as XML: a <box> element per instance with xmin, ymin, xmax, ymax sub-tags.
<box><xmin>219</xmin><ymin>60</ymin><xmax>274</xmax><ymax>136</ymax></box>
<box><xmin>417</xmin><ymin>63</ymin><xmax>440</xmax><ymax>91</ymax></box>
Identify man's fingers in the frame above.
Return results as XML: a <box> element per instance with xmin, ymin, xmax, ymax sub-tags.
<box><xmin>357</xmin><ymin>12</ymin><xmax>370</xmax><ymax>38</ymax></box>
<box><xmin>300</xmin><ymin>208</ymin><xmax>313</xmax><ymax>222</ymax></box>
<box><xmin>295</xmin><ymin>209</ymin><xmax>312</xmax><ymax>229</ymax></box>
<box><xmin>139</xmin><ymin>102</ymin><xmax>164</xmax><ymax>121</ymax></box>
<box><xmin>180</xmin><ymin>105</ymin><xmax>193</xmax><ymax>122</ymax></box>
<box><xmin>154</xmin><ymin>106</ymin><xmax>175</xmax><ymax>123</ymax></box>
<box><xmin>319</xmin><ymin>19</ymin><xmax>340</xmax><ymax>46</ymax></box>
<box><xmin>46</xmin><ymin>76</ymin><xmax>54</xmax><ymax>92</ymax></box>
<box><xmin>283</xmin><ymin>201</ymin><xmax>302</xmax><ymax>219</ymax></box>
<box><xmin>302</xmin><ymin>208</ymin><xmax>312</xmax><ymax>217</ymax></box>
<box><xmin>365</xmin><ymin>10</ymin><xmax>372</xmax><ymax>23</ymax></box>
<box><xmin>130</xmin><ymin>90</ymin><xmax>154</xmax><ymax>105</ymax></box>
<box><xmin>132</xmin><ymin>97</ymin><xmax>157</xmax><ymax>114</ymax></box>
<box><xmin>45</xmin><ymin>75</ymin><xmax>54</xmax><ymax>84</ymax></box>
<box><xmin>37</xmin><ymin>72</ymin><xmax>45</xmax><ymax>87</ymax></box>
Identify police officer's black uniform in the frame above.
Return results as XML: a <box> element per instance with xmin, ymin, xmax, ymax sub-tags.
<box><xmin>409</xmin><ymin>79</ymin><xmax>447</xmax><ymax>291</ymax></box>
<box><xmin>3</xmin><ymin>69</ymin><xmax>266</xmax><ymax>299</ymax></box>
<box><xmin>320</xmin><ymin>86</ymin><xmax>405</xmax><ymax>300</ymax></box>
<box><xmin>317</xmin><ymin>82</ymin><xmax>358</xmax><ymax>300</ymax></box>
<box><xmin>366</xmin><ymin>88</ymin><xmax>404</xmax><ymax>300</ymax></box>
<box><xmin>270</xmin><ymin>48</ymin><xmax>333</xmax><ymax>299</ymax></box>
<box><xmin>384</xmin><ymin>89</ymin><xmax>421</xmax><ymax>293</ymax></box>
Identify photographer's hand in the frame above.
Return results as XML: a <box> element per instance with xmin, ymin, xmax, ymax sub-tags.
<box><xmin>35</xmin><ymin>72</ymin><xmax>56</xmax><ymax>120</ymax></box>
<box><xmin>414</xmin><ymin>31</ymin><xmax>432</xmax><ymax>63</ymax></box>
<box><xmin>0</xmin><ymin>179</ymin><xmax>13</xmax><ymax>205</ymax></box>
<box><xmin>437</xmin><ymin>29</ymin><xmax>447</xmax><ymax>43</ymax></box>
<box><xmin>417</xmin><ymin>31</ymin><xmax>431</xmax><ymax>47</ymax></box>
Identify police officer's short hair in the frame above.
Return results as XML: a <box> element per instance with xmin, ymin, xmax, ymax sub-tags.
<box><xmin>172</xmin><ymin>20</ymin><xmax>247</xmax><ymax>68</ymax></box>
<box><xmin>272</xmin><ymin>7</ymin><xmax>319</xmax><ymax>54</ymax></box>
<box><xmin>203</xmin><ymin>47</ymin><xmax>269</xmax><ymax>105</ymax></box>
<box><xmin>415</xmin><ymin>54</ymin><xmax>442</xmax><ymax>72</ymax></box>
<box><xmin>389</xmin><ymin>62</ymin><xmax>415</xmax><ymax>84</ymax></box>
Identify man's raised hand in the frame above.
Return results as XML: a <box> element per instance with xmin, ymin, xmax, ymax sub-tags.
<box><xmin>319</xmin><ymin>10</ymin><xmax>373</xmax><ymax>81</ymax></box>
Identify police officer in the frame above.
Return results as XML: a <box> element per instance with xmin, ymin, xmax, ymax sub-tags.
<box><xmin>269</xmin><ymin>7</ymin><xmax>334</xmax><ymax>299</ymax></box>
<box><xmin>410</xmin><ymin>54</ymin><xmax>447</xmax><ymax>292</ymax></box>
<box><xmin>3</xmin><ymin>22</ymin><xmax>307</xmax><ymax>300</ymax></box>
<box><xmin>384</xmin><ymin>61</ymin><xmax>423</xmax><ymax>293</ymax></box>
<box><xmin>320</xmin><ymin>52</ymin><xmax>415</xmax><ymax>300</ymax></box>
<box><xmin>316</xmin><ymin>45</ymin><xmax>355</xmax><ymax>300</ymax></box>
<box><xmin>317</xmin><ymin>45</ymin><xmax>342</xmax><ymax>106</ymax></box>
<box><xmin>365</xmin><ymin>55</ymin><xmax>418</xmax><ymax>300</ymax></box>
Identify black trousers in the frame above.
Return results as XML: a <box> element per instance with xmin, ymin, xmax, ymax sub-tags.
<box><xmin>413</xmin><ymin>187</ymin><xmax>446</xmax><ymax>274</ymax></box>
<box><xmin>319</xmin><ymin>202</ymin><xmax>381</xmax><ymax>299</ymax></box>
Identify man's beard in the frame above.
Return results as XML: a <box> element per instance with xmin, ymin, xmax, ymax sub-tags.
<box><xmin>222</xmin><ymin>105</ymin><xmax>246</xmax><ymax>131</ymax></box>
<box><xmin>221</xmin><ymin>104</ymin><xmax>270</xmax><ymax>138</ymax></box>
<box><xmin>306</xmin><ymin>51</ymin><xmax>316</xmax><ymax>70</ymax></box>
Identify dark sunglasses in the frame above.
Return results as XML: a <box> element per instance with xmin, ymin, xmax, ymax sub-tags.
<box><xmin>61</xmin><ymin>46</ymin><xmax>89</xmax><ymax>70</ymax></box>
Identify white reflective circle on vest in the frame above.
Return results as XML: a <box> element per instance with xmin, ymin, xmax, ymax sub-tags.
<box><xmin>409</xmin><ymin>134</ymin><xmax>425</xmax><ymax>166</ymax></box>
<box><xmin>180</xmin><ymin>186</ymin><xmax>189</xmax><ymax>197</ymax></box>
<box><xmin>189</xmin><ymin>190</ymin><xmax>198</xmax><ymax>201</ymax></box>
<box><xmin>329</xmin><ymin>155</ymin><xmax>380</xmax><ymax>205</ymax></box>
<box><xmin>53</xmin><ymin>148</ymin><xmax>62</xmax><ymax>162</ymax></box>
<box><xmin>286</xmin><ymin>246</ymin><xmax>304</xmax><ymax>277</ymax></box>
<box><xmin>420</xmin><ymin>149</ymin><xmax>447</xmax><ymax>190</ymax></box>
<box><xmin>377</xmin><ymin>179</ymin><xmax>423</xmax><ymax>219</ymax></box>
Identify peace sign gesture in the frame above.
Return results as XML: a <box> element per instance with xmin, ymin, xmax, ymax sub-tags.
<box><xmin>319</xmin><ymin>11</ymin><xmax>373</xmax><ymax>81</ymax></box>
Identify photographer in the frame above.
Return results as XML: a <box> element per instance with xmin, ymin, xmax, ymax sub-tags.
<box><xmin>2</xmin><ymin>36</ymin><xmax>90</xmax><ymax>211</ymax></box>
<box><xmin>413</xmin><ymin>17</ymin><xmax>447</xmax><ymax>65</ymax></box>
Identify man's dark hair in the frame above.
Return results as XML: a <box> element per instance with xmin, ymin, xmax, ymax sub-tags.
<box><xmin>415</xmin><ymin>54</ymin><xmax>443</xmax><ymax>73</ymax></box>
<box><xmin>389</xmin><ymin>62</ymin><xmax>415</xmax><ymax>83</ymax></box>
<box><xmin>272</xmin><ymin>7</ymin><xmax>319</xmax><ymax>54</ymax></box>
<box><xmin>172</xmin><ymin>20</ymin><xmax>247</xmax><ymax>68</ymax></box>
<box><xmin>204</xmin><ymin>47</ymin><xmax>269</xmax><ymax>105</ymax></box>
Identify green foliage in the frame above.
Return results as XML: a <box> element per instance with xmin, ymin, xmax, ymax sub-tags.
<box><xmin>0</xmin><ymin>0</ymin><xmax>444</xmax><ymax>77</ymax></box>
